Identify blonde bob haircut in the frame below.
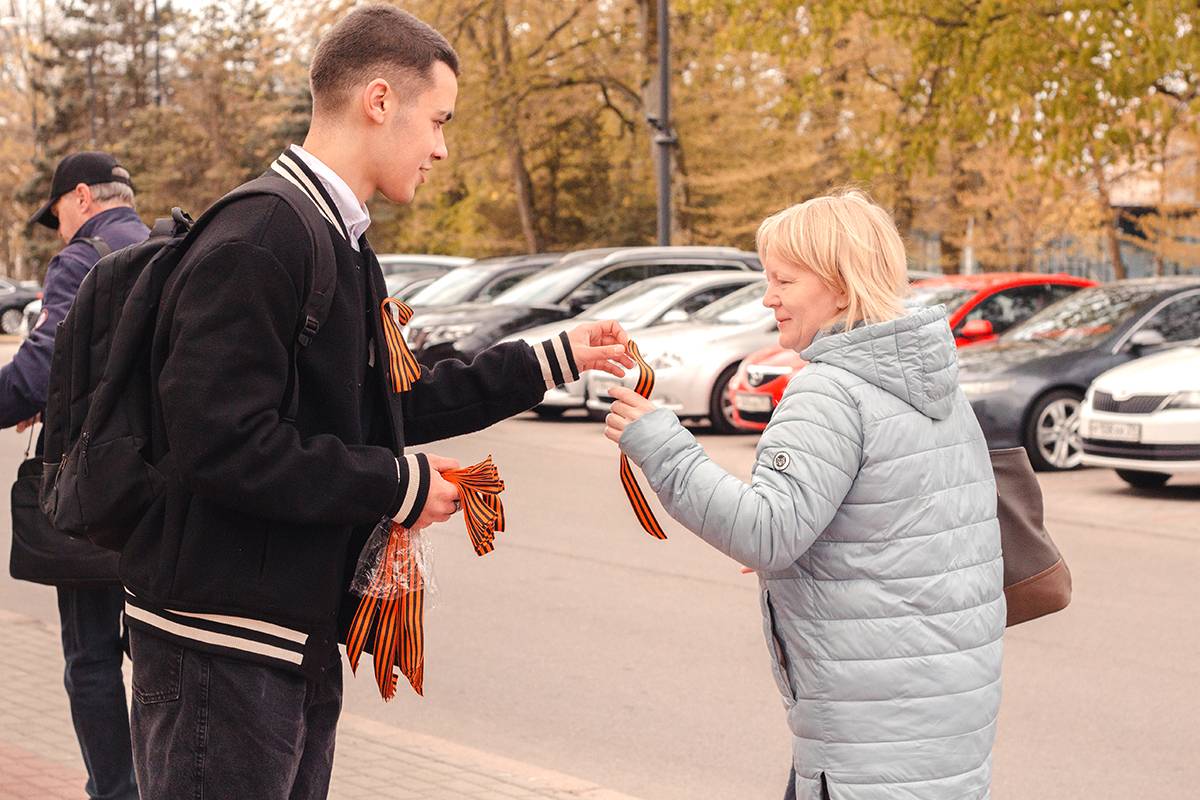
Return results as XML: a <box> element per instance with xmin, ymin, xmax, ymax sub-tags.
<box><xmin>756</xmin><ymin>189</ymin><xmax>908</xmax><ymax>331</ymax></box>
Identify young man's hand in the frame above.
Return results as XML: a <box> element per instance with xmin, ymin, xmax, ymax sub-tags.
<box><xmin>407</xmin><ymin>454</ymin><xmax>461</xmax><ymax>531</ymax></box>
<box><xmin>567</xmin><ymin>320</ymin><xmax>635</xmax><ymax>377</ymax></box>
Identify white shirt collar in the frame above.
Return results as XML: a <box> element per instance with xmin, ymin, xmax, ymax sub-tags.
<box><xmin>288</xmin><ymin>144</ymin><xmax>371</xmax><ymax>251</ymax></box>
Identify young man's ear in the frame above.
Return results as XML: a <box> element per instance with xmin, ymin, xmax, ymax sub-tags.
<box><xmin>362</xmin><ymin>78</ymin><xmax>391</xmax><ymax>124</ymax></box>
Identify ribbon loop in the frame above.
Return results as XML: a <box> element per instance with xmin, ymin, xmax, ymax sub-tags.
<box><xmin>621</xmin><ymin>341</ymin><xmax>667</xmax><ymax>540</ymax></box>
<box><xmin>380</xmin><ymin>298</ymin><xmax>422</xmax><ymax>393</ymax></box>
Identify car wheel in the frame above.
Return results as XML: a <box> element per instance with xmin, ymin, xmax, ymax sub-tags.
<box><xmin>1</xmin><ymin>308</ymin><xmax>22</xmax><ymax>335</ymax></box>
<box><xmin>708</xmin><ymin>363</ymin><xmax>742</xmax><ymax>435</ymax></box>
<box><xmin>533</xmin><ymin>406</ymin><xmax>566</xmax><ymax>419</ymax></box>
<box><xmin>1024</xmin><ymin>389</ymin><xmax>1084</xmax><ymax>471</ymax></box>
<box><xmin>1115</xmin><ymin>469</ymin><xmax>1170</xmax><ymax>489</ymax></box>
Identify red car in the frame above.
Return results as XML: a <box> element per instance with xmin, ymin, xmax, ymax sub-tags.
<box><xmin>729</xmin><ymin>272</ymin><xmax>1098</xmax><ymax>431</ymax></box>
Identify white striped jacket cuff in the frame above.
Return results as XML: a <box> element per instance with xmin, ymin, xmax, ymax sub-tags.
<box><xmin>534</xmin><ymin>332</ymin><xmax>581</xmax><ymax>390</ymax></box>
<box><xmin>392</xmin><ymin>453</ymin><xmax>431</xmax><ymax>529</ymax></box>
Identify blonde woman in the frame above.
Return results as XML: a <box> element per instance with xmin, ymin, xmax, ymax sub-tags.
<box><xmin>607</xmin><ymin>190</ymin><xmax>1004</xmax><ymax>799</ymax></box>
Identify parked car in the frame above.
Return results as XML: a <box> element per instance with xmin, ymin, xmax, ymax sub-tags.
<box><xmin>406</xmin><ymin>253</ymin><xmax>560</xmax><ymax>308</ymax></box>
<box><xmin>1078</xmin><ymin>346</ymin><xmax>1200</xmax><ymax>487</ymax></box>
<box><xmin>376</xmin><ymin>254</ymin><xmax>471</xmax><ymax>276</ymax></box>
<box><xmin>405</xmin><ymin>246</ymin><xmax>761</xmax><ymax>367</ymax></box>
<box><xmin>958</xmin><ymin>277</ymin><xmax>1200</xmax><ymax>471</ymax></box>
<box><xmin>726</xmin><ymin>272</ymin><xmax>1096</xmax><ymax>432</ymax></box>
<box><xmin>18</xmin><ymin>298</ymin><xmax>42</xmax><ymax>339</ymax></box>
<box><xmin>501</xmin><ymin>271</ymin><xmax>763</xmax><ymax>417</ymax></box>
<box><xmin>0</xmin><ymin>278</ymin><xmax>42</xmax><ymax>335</ymax></box>
<box><xmin>584</xmin><ymin>280</ymin><xmax>774</xmax><ymax>433</ymax></box>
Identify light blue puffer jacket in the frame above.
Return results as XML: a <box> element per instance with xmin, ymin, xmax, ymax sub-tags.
<box><xmin>621</xmin><ymin>306</ymin><xmax>1004</xmax><ymax>800</ymax></box>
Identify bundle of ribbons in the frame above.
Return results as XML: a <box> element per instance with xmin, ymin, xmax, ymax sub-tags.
<box><xmin>346</xmin><ymin>299</ymin><xmax>506</xmax><ymax>699</ymax></box>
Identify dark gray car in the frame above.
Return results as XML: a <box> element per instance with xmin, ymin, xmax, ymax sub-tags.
<box><xmin>958</xmin><ymin>277</ymin><xmax>1200</xmax><ymax>470</ymax></box>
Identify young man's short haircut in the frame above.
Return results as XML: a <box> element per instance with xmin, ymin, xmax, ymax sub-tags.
<box><xmin>310</xmin><ymin>5</ymin><xmax>460</xmax><ymax>115</ymax></box>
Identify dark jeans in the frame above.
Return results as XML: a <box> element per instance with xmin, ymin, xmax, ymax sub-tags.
<box><xmin>56</xmin><ymin>584</ymin><xmax>138</xmax><ymax>800</ymax></box>
<box><xmin>128</xmin><ymin>628</ymin><xmax>342</xmax><ymax>800</ymax></box>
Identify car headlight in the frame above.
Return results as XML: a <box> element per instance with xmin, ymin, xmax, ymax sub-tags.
<box><xmin>423</xmin><ymin>323</ymin><xmax>478</xmax><ymax>347</ymax></box>
<box><xmin>648</xmin><ymin>352</ymin><xmax>683</xmax><ymax>371</ymax></box>
<box><xmin>960</xmin><ymin>378</ymin><xmax>1015</xmax><ymax>398</ymax></box>
<box><xmin>1165</xmin><ymin>391</ymin><xmax>1200</xmax><ymax>410</ymax></box>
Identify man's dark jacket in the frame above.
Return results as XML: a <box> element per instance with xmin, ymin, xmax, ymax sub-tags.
<box><xmin>0</xmin><ymin>207</ymin><xmax>149</xmax><ymax>427</ymax></box>
<box><xmin>121</xmin><ymin>149</ymin><xmax>578</xmax><ymax>679</ymax></box>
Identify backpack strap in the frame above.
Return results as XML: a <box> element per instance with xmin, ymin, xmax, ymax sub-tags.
<box><xmin>82</xmin><ymin>236</ymin><xmax>111</xmax><ymax>258</ymax></box>
<box><xmin>180</xmin><ymin>174</ymin><xmax>338</xmax><ymax>423</ymax></box>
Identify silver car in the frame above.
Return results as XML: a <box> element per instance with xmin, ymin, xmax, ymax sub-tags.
<box><xmin>584</xmin><ymin>281</ymin><xmax>776</xmax><ymax>433</ymax></box>
<box><xmin>501</xmin><ymin>271</ymin><xmax>763</xmax><ymax>417</ymax></box>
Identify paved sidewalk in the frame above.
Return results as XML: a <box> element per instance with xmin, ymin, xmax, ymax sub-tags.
<box><xmin>0</xmin><ymin>610</ymin><xmax>641</xmax><ymax>800</ymax></box>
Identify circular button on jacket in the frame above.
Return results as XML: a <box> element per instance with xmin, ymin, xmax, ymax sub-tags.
<box><xmin>773</xmin><ymin>452</ymin><xmax>791</xmax><ymax>470</ymax></box>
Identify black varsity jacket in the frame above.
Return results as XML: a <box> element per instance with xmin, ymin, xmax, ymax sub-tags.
<box><xmin>120</xmin><ymin>148</ymin><xmax>580</xmax><ymax>678</ymax></box>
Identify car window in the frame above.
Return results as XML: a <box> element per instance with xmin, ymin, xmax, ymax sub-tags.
<box><xmin>679</xmin><ymin>283</ymin><xmax>748</xmax><ymax>314</ymax></box>
<box><xmin>1047</xmin><ymin>283</ymin><xmax>1084</xmax><ymax>303</ymax></box>
<box><xmin>580</xmin><ymin>281</ymin><xmax>688</xmax><ymax>324</ymax></box>
<box><xmin>477</xmin><ymin>269</ymin><xmax>537</xmax><ymax>301</ymax></box>
<box><xmin>693</xmin><ymin>281</ymin><xmax>770</xmax><ymax>324</ymax></box>
<box><xmin>961</xmin><ymin>284</ymin><xmax>1062</xmax><ymax>335</ymax></box>
<box><xmin>1005</xmin><ymin>284</ymin><xmax>1167</xmax><ymax>346</ymax></box>
<box><xmin>573</xmin><ymin>265</ymin><xmax>649</xmax><ymax>298</ymax></box>
<box><xmin>1143</xmin><ymin>293</ymin><xmax>1200</xmax><ymax>343</ymax></box>
<box><xmin>905</xmin><ymin>286</ymin><xmax>973</xmax><ymax>314</ymax></box>
<box><xmin>493</xmin><ymin>263</ymin><xmax>596</xmax><ymax>305</ymax></box>
<box><xmin>406</xmin><ymin>267</ymin><xmax>492</xmax><ymax>306</ymax></box>
<box><xmin>646</xmin><ymin>262</ymin><xmax>744</xmax><ymax>278</ymax></box>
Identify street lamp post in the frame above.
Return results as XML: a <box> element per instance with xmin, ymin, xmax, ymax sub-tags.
<box><xmin>650</xmin><ymin>0</ymin><xmax>676</xmax><ymax>246</ymax></box>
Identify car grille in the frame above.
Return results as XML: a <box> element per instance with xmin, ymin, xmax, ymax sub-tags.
<box><xmin>1092</xmin><ymin>391</ymin><xmax>1168</xmax><ymax>414</ymax></box>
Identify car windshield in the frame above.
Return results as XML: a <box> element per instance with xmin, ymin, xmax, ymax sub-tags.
<box><xmin>493</xmin><ymin>264</ymin><xmax>592</xmax><ymax>306</ymax></box>
<box><xmin>692</xmin><ymin>281</ymin><xmax>769</xmax><ymax>324</ymax></box>
<box><xmin>579</xmin><ymin>281</ymin><xmax>689</xmax><ymax>324</ymax></box>
<box><xmin>1003</xmin><ymin>284</ymin><xmax>1163</xmax><ymax>346</ymax></box>
<box><xmin>407</xmin><ymin>266</ymin><xmax>495</xmax><ymax>306</ymax></box>
<box><xmin>904</xmin><ymin>286</ymin><xmax>974</xmax><ymax>315</ymax></box>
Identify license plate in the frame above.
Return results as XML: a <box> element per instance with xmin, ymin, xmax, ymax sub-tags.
<box><xmin>1087</xmin><ymin>420</ymin><xmax>1141</xmax><ymax>442</ymax></box>
<box><xmin>735</xmin><ymin>393</ymin><xmax>773</xmax><ymax>413</ymax></box>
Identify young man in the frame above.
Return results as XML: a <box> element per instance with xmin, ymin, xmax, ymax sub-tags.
<box><xmin>121</xmin><ymin>7</ymin><xmax>632</xmax><ymax>798</ymax></box>
<box><xmin>1</xmin><ymin>151</ymin><xmax>148</xmax><ymax>800</ymax></box>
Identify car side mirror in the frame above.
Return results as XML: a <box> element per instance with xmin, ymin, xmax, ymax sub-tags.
<box><xmin>959</xmin><ymin>319</ymin><xmax>994</xmax><ymax>340</ymax></box>
<box><xmin>659</xmin><ymin>309</ymin><xmax>689</xmax><ymax>324</ymax></box>
<box><xmin>1128</xmin><ymin>328</ymin><xmax>1166</xmax><ymax>353</ymax></box>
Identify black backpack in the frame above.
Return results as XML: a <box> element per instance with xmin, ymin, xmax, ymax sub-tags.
<box><xmin>40</xmin><ymin>174</ymin><xmax>336</xmax><ymax>551</ymax></box>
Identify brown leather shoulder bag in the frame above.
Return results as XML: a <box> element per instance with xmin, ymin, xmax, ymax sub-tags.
<box><xmin>991</xmin><ymin>447</ymin><xmax>1072</xmax><ymax>626</ymax></box>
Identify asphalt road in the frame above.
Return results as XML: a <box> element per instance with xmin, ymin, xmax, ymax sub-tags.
<box><xmin>0</xmin><ymin>337</ymin><xmax>1197</xmax><ymax>798</ymax></box>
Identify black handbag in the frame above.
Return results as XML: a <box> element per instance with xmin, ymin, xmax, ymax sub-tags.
<box><xmin>9</xmin><ymin>453</ymin><xmax>120</xmax><ymax>588</ymax></box>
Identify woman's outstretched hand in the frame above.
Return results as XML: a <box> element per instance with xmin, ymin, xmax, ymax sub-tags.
<box><xmin>604</xmin><ymin>385</ymin><xmax>656</xmax><ymax>444</ymax></box>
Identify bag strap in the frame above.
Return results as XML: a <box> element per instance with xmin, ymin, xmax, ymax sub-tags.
<box><xmin>82</xmin><ymin>236</ymin><xmax>111</xmax><ymax>258</ymax></box>
<box><xmin>181</xmin><ymin>174</ymin><xmax>338</xmax><ymax>423</ymax></box>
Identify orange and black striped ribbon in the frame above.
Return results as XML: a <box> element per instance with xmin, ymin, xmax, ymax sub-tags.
<box><xmin>380</xmin><ymin>298</ymin><xmax>422</xmax><ymax>393</ymax></box>
<box><xmin>620</xmin><ymin>341</ymin><xmax>667</xmax><ymax>540</ymax></box>
<box><xmin>346</xmin><ymin>460</ymin><xmax>506</xmax><ymax>699</ymax></box>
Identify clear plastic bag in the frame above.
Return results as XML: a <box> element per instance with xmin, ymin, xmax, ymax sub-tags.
<box><xmin>350</xmin><ymin>517</ymin><xmax>438</xmax><ymax>603</ymax></box>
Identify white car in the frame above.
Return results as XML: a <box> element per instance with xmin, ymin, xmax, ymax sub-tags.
<box><xmin>584</xmin><ymin>281</ymin><xmax>776</xmax><ymax>433</ymax></box>
<box><xmin>501</xmin><ymin>271</ymin><xmax>763</xmax><ymax>416</ymax></box>
<box><xmin>1079</xmin><ymin>345</ymin><xmax>1200</xmax><ymax>487</ymax></box>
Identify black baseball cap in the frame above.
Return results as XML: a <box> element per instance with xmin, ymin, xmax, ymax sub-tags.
<box><xmin>28</xmin><ymin>151</ymin><xmax>133</xmax><ymax>230</ymax></box>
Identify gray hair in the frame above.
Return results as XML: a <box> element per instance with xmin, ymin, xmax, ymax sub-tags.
<box><xmin>89</xmin><ymin>180</ymin><xmax>136</xmax><ymax>209</ymax></box>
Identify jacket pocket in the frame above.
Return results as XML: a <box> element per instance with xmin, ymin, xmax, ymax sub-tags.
<box><xmin>760</xmin><ymin>586</ymin><xmax>796</xmax><ymax>704</ymax></box>
<box><xmin>131</xmin><ymin>632</ymin><xmax>183</xmax><ymax>705</ymax></box>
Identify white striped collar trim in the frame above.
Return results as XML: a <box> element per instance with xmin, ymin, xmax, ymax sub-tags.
<box><xmin>270</xmin><ymin>154</ymin><xmax>349</xmax><ymax>241</ymax></box>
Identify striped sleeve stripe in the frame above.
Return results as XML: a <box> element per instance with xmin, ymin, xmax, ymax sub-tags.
<box><xmin>535</xmin><ymin>335</ymin><xmax>580</xmax><ymax>389</ymax></box>
<box><xmin>270</xmin><ymin>157</ymin><xmax>348</xmax><ymax>241</ymax></box>
<box><xmin>123</xmin><ymin>597</ymin><xmax>306</xmax><ymax>666</ymax></box>
<box><xmin>395</xmin><ymin>453</ymin><xmax>430</xmax><ymax>529</ymax></box>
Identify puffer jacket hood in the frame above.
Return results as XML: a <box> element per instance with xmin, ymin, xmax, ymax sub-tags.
<box><xmin>803</xmin><ymin>305</ymin><xmax>958</xmax><ymax>420</ymax></box>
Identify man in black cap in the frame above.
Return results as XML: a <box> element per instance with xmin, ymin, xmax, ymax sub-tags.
<box><xmin>2</xmin><ymin>151</ymin><xmax>148</xmax><ymax>800</ymax></box>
